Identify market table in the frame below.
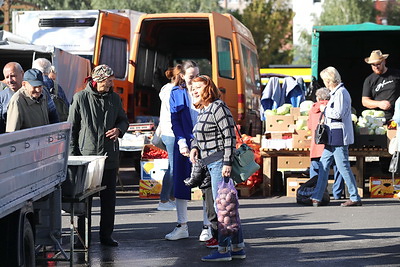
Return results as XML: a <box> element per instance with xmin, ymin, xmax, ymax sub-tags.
<box><xmin>259</xmin><ymin>147</ymin><xmax>391</xmax><ymax>197</ymax></box>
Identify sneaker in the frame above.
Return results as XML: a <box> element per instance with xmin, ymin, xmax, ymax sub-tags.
<box><xmin>231</xmin><ymin>249</ymin><xmax>246</xmax><ymax>259</ymax></box>
<box><xmin>157</xmin><ymin>201</ymin><xmax>176</xmax><ymax>211</ymax></box>
<box><xmin>199</xmin><ymin>225</ymin><xmax>212</xmax><ymax>241</ymax></box>
<box><xmin>165</xmin><ymin>224</ymin><xmax>189</xmax><ymax>240</ymax></box>
<box><xmin>201</xmin><ymin>250</ymin><xmax>232</xmax><ymax>262</ymax></box>
<box><xmin>205</xmin><ymin>237</ymin><xmax>218</xmax><ymax>248</ymax></box>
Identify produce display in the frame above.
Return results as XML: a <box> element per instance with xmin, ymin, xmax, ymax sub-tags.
<box><xmin>216</xmin><ymin>181</ymin><xmax>241</xmax><ymax>236</ymax></box>
<box><xmin>264</xmin><ymin>103</ymin><xmax>293</xmax><ymax>116</ymax></box>
<box><xmin>299</xmin><ymin>100</ymin><xmax>314</xmax><ymax>116</ymax></box>
<box><xmin>354</xmin><ymin>109</ymin><xmax>387</xmax><ymax>135</ymax></box>
<box><xmin>141</xmin><ymin>144</ymin><xmax>168</xmax><ymax>159</ymax></box>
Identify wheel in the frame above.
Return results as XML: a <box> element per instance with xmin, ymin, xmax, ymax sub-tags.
<box><xmin>0</xmin><ymin>213</ymin><xmax>35</xmax><ymax>266</ymax></box>
<box><xmin>22</xmin><ymin>219</ymin><xmax>35</xmax><ymax>267</ymax></box>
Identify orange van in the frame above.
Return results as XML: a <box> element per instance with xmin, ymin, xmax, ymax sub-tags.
<box><xmin>94</xmin><ymin>11</ymin><xmax>262</xmax><ymax>136</ymax></box>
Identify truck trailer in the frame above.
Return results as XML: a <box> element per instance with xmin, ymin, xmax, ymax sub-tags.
<box><xmin>311</xmin><ymin>22</ymin><xmax>400</xmax><ymax>115</ymax></box>
<box><xmin>0</xmin><ymin>122</ymin><xmax>71</xmax><ymax>266</ymax></box>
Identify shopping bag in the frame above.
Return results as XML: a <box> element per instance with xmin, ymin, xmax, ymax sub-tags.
<box><xmin>315</xmin><ymin>112</ymin><xmax>328</xmax><ymax>145</ymax></box>
<box><xmin>151</xmin><ymin>126</ymin><xmax>166</xmax><ymax>151</ymax></box>
<box><xmin>230</xmin><ymin>143</ymin><xmax>260</xmax><ymax>184</ymax></box>
<box><xmin>215</xmin><ymin>177</ymin><xmax>241</xmax><ymax>236</ymax></box>
<box><xmin>296</xmin><ymin>176</ymin><xmax>330</xmax><ymax>206</ymax></box>
<box><xmin>389</xmin><ymin>151</ymin><xmax>400</xmax><ymax>173</ymax></box>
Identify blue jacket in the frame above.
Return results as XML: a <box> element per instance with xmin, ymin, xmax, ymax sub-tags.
<box><xmin>169</xmin><ymin>85</ymin><xmax>195</xmax><ymax>200</ymax></box>
<box><xmin>324</xmin><ymin>83</ymin><xmax>354</xmax><ymax>146</ymax></box>
<box><xmin>260</xmin><ymin>77</ymin><xmax>285</xmax><ymax>120</ymax></box>
<box><xmin>283</xmin><ymin>77</ymin><xmax>305</xmax><ymax>107</ymax></box>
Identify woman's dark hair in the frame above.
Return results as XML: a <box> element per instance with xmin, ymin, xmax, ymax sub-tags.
<box><xmin>173</xmin><ymin>60</ymin><xmax>198</xmax><ymax>87</ymax></box>
<box><xmin>192</xmin><ymin>75</ymin><xmax>220</xmax><ymax>109</ymax></box>
<box><xmin>165</xmin><ymin>65</ymin><xmax>182</xmax><ymax>83</ymax></box>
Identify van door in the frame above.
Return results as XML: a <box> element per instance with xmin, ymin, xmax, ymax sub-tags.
<box><xmin>209</xmin><ymin>12</ymin><xmax>238</xmax><ymax>121</ymax></box>
<box><xmin>93</xmin><ymin>11</ymin><xmax>131</xmax><ymax>113</ymax></box>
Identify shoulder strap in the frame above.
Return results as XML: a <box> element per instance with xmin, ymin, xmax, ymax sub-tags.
<box><xmin>318</xmin><ymin>110</ymin><xmax>325</xmax><ymax>124</ymax></box>
<box><xmin>211</xmin><ymin>101</ymin><xmax>242</xmax><ymax>143</ymax></box>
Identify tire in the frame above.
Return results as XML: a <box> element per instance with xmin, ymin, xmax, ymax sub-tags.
<box><xmin>22</xmin><ymin>219</ymin><xmax>35</xmax><ymax>267</ymax></box>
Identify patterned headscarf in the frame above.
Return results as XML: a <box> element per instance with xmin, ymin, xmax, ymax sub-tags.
<box><xmin>91</xmin><ymin>64</ymin><xmax>114</xmax><ymax>82</ymax></box>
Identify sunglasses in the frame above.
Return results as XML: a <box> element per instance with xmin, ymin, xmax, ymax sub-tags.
<box><xmin>371</xmin><ymin>62</ymin><xmax>383</xmax><ymax>67</ymax></box>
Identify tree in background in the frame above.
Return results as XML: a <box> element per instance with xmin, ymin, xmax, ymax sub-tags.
<box><xmin>22</xmin><ymin>0</ymin><xmax>91</xmax><ymax>10</ymax></box>
<box><xmin>19</xmin><ymin>0</ymin><xmax>221</xmax><ymax>12</ymax></box>
<box><xmin>90</xmin><ymin>0</ymin><xmax>221</xmax><ymax>13</ymax></box>
<box><xmin>240</xmin><ymin>0</ymin><xmax>293</xmax><ymax>67</ymax></box>
<box><xmin>292</xmin><ymin>30</ymin><xmax>311</xmax><ymax>65</ymax></box>
<box><xmin>317</xmin><ymin>0</ymin><xmax>376</xmax><ymax>25</ymax></box>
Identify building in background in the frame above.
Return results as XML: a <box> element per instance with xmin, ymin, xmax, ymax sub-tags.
<box><xmin>218</xmin><ymin>0</ymin><xmax>247</xmax><ymax>13</ymax></box>
<box><xmin>292</xmin><ymin>0</ymin><xmax>323</xmax><ymax>48</ymax></box>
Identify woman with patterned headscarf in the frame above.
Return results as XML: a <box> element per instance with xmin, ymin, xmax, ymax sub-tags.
<box><xmin>68</xmin><ymin>64</ymin><xmax>129</xmax><ymax>247</ymax></box>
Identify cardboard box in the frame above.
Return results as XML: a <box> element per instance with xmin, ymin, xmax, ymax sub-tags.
<box><xmin>286</xmin><ymin>178</ymin><xmax>336</xmax><ymax>197</ymax></box>
<box><xmin>139</xmin><ymin>179</ymin><xmax>162</xmax><ymax>199</ymax></box>
<box><xmin>236</xmin><ymin>184</ymin><xmax>258</xmax><ymax>198</ymax></box>
<box><xmin>140</xmin><ymin>159</ymin><xmax>168</xmax><ymax>180</ymax></box>
<box><xmin>262</xmin><ymin>138</ymin><xmax>293</xmax><ymax>150</ymax></box>
<box><xmin>139</xmin><ymin>159</ymin><xmax>168</xmax><ymax>199</ymax></box>
<box><xmin>369</xmin><ymin>177</ymin><xmax>400</xmax><ymax>198</ymax></box>
<box><xmin>278</xmin><ymin>156</ymin><xmax>310</xmax><ymax>169</ymax></box>
<box><xmin>265</xmin><ymin>115</ymin><xmax>295</xmax><ymax>132</ymax></box>
<box><xmin>290</xmin><ymin>107</ymin><xmax>301</xmax><ymax>120</ymax></box>
<box><xmin>265</xmin><ymin>132</ymin><xmax>293</xmax><ymax>139</ymax></box>
<box><xmin>286</xmin><ymin>177</ymin><xmax>310</xmax><ymax>197</ymax></box>
<box><xmin>292</xmin><ymin>130</ymin><xmax>312</xmax><ymax>149</ymax></box>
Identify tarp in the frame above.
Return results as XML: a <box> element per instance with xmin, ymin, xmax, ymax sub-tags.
<box><xmin>313</xmin><ymin>22</ymin><xmax>400</xmax><ymax>32</ymax></box>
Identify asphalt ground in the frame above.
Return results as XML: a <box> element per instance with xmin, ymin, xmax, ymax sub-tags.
<box><xmin>42</xmin><ymin>156</ymin><xmax>400</xmax><ymax>267</ymax></box>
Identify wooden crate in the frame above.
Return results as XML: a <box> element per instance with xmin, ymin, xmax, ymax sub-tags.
<box><xmin>236</xmin><ymin>185</ymin><xmax>258</xmax><ymax>198</ymax></box>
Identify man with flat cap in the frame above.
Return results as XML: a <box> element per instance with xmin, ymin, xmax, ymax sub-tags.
<box><xmin>362</xmin><ymin>50</ymin><xmax>400</xmax><ymax>122</ymax></box>
<box><xmin>68</xmin><ymin>64</ymin><xmax>129</xmax><ymax>247</ymax></box>
<box><xmin>6</xmin><ymin>68</ymin><xmax>50</xmax><ymax>132</ymax></box>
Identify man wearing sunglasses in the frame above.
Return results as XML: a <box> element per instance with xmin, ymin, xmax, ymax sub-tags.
<box><xmin>362</xmin><ymin>50</ymin><xmax>400</xmax><ymax>122</ymax></box>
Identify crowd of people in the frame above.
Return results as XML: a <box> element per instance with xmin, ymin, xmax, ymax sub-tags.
<box><xmin>1</xmin><ymin>47</ymin><xmax>398</xmax><ymax>261</ymax></box>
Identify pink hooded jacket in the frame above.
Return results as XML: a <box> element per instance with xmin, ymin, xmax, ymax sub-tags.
<box><xmin>308</xmin><ymin>100</ymin><xmax>329</xmax><ymax>159</ymax></box>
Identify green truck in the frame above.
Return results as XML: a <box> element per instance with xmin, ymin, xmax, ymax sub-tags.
<box><xmin>311</xmin><ymin>22</ymin><xmax>400</xmax><ymax>115</ymax></box>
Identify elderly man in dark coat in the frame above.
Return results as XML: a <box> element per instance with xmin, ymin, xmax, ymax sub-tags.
<box><xmin>68</xmin><ymin>64</ymin><xmax>129</xmax><ymax>247</ymax></box>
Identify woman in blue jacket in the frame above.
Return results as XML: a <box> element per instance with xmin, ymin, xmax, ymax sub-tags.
<box><xmin>164</xmin><ymin>60</ymin><xmax>199</xmax><ymax>240</ymax></box>
<box><xmin>311</xmin><ymin>66</ymin><xmax>362</xmax><ymax>207</ymax></box>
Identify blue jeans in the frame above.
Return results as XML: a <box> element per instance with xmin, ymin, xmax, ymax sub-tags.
<box><xmin>310</xmin><ymin>158</ymin><xmax>345</xmax><ymax>199</ymax></box>
<box><xmin>207</xmin><ymin>160</ymin><xmax>244</xmax><ymax>251</ymax></box>
<box><xmin>160</xmin><ymin>135</ymin><xmax>175</xmax><ymax>202</ymax></box>
<box><xmin>311</xmin><ymin>145</ymin><xmax>361</xmax><ymax>202</ymax></box>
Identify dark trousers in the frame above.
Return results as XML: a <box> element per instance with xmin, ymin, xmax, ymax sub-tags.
<box><xmin>77</xmin><ymin>168</ymin><xmax>118</xmax><ymax>244</ymax></box>
<box><xmin>99</xmin><ymin>168</ymin><xmax>118</xmax><ymax>239</ymax></box>
<box><xmin>202</xmin><ymin>187</ymin><xmax>218</xmax><ymax>239</ymax></box>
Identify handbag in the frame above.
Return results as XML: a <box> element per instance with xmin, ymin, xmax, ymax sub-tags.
<box><xmin>151</xmin><ymin>126</ymin><xmax>166</xmax><ymax>151</ymax></box>
<box><xmin>211</xmin><ymin>106</ymin><xmax>259</xmax><ymax>184</ymax></box>
<box><xmin>231</xmin><ymin>143</ymin><xmax>260</xmax><ymax>184</ymax></box>
<box><xmin>315</xmin><ymin>112</ymin><xmax>329</xmax><ymax>145</ymax></box>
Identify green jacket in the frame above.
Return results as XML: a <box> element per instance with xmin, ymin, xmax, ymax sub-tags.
<box><xmin>68</xmin><ymin>83</ymin><xmax>129</xmax><ymax>169</ymax></box>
